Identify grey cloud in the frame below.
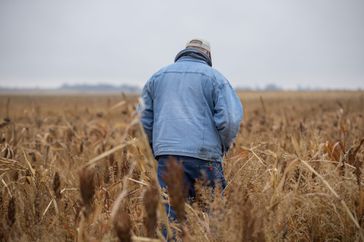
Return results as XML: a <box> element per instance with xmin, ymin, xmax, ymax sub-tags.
<box><xmin>0</xmin><ymin>0</ymin><xmax>363</xmax><ymax>89</ymax></box>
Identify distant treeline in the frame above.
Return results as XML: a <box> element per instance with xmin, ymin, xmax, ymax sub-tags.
<box><xmin>0</xmin><ymin>83</ymin><xmax>141</xmax><ymax>94</ymax></box>
<box><xmin>59</xmin><ymin>83</ymin><xmax>141</xmax><ymax>93</ymax></box>
<box><xmin>0</xmin><ymin>83</ymin><xmax>361</xmax><ymax>93</ymax></box>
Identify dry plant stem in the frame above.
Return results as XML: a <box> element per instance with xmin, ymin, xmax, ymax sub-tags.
<box><xmin>77</xmin><ymin>208</ymin><xmax>87</xmax><ymax>242</ymax></box>
<box><xmin>310</xmin><ymin>159</ymin><xmax>356</xmax><ymax>169</ymax></box>
<box><xmin>1</xmin><ymin>179</ymin><xmax>12</xmax><ymax>197</ymax></box>
<box><xmin>224</xmin><ymin>155</ymin><xmax>254</xmax><ymax>192</ymax></box>
<box><xmin>276</xmin><ymin>159</ymin><xmax>299</xmax><ymax>192</ymax></box>
<box><xmin>185</xmin><ymin>204</ymin><xmax>210</xmax><ymax>241</ymax></box>
<box><xmin>83</xmin><ymin>113</ymin><xmax>139</xmax><ymax>170</ymax></box>
<box><xmin>22</xmin><ymin>149</ymin><xmax>35</xmax><ymax>176</ymax></box>
<box><xmin>110</xmin><ymin>161</ymin><xmax>136</xmax><ymax>219</ymax></box>
<box><xmin>46</xmin><ymin>185</ymin><xmax>59</xmax><ymax>215</ymax></box>
<box><xmin>0</xmin><ymin>157</ymin><xmax>27</xmax><ymax>170</ymax></box>
<box><xmin>109</xmin><ymin>100</ymin><xmax>126</xmax><ymax>112</ymax></box>
<box><xmin>127</xmin><ymin>177</ymin><xmax>148</xmax><ymax>186</ymax></box>
<box><xmin>131</xmin><ymin>236</ymin><xmax>160</xmax><ymax>242</ymax></box>
<box><xmin>62</xmin><ymin>117</ymin><xmax>82</xmax><ymax>140</ymax></box>
<box><xmin>5</xmin><ymin>97</ymin><xmax>10</xmax><ymax>118</ymax></box>
<box><xmin>260</xmin><ymin>95</ymin><xmax>266</xmax><ymax>113</ymax></box>
<box><xmin>300</xmin><ymin>159</ymin><xmax>364</xmax><ymax>240</ymax></box>
<box><xmin>241</xmin><ymin>146</ymin><xmax>267</xmax><ymax>166</ymax></box>
<box><xmin>60</xmin><ymin>187</ymin><xmax>78</xmax><ymax>193</ymax></box>
<box><xmin>42</xmin><ymin>199</ymin><xmax>53</xmax><ymax>218</ymax></box>
<box><xmin>84</xmin><ymin>139</ymin><xmax>136</xmax><ymax>168</ymax></box>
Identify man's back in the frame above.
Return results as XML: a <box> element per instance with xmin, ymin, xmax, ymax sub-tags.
<box><xmin>141</xmin><ymin>40</ymin><xmax>243</xmax><ymax>237</ymax></box>
<box><xmin>141</xmin><ymin>48</ymin><xmax>243</xmax><ymax>162</ymax></box>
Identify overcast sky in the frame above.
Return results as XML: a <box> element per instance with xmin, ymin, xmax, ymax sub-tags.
<box><xmin>0</xmin><ymin>0</ymin><xmax>363</xmax><ymax>89</ymax></box>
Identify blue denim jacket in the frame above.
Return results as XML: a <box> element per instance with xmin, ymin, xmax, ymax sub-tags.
<box><xmin>141</xmin><ymin>49</ymin><xmax>243</xmax><ymax>162</ymax></box>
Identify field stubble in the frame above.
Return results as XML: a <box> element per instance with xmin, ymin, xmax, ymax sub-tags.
<box><xmin>0</xmin><ymin>91</ymin><xmax>363</xmax><ymax>241</ymax></box>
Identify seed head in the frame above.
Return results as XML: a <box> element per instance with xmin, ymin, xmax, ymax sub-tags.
<box><xmin>163</xmin><ymin>157</ymin><xmax>187</xmax><ymax>223</ymax></box>
<box><xmin>79</xmin><ymin>167</ymin><xmax>95</xmax><ymax>215</ymax></box>
<box><xmin>7</xmin><ymin>197</ymin><xmax>16</xmax><ymax>227</ymax></box>
<box><xmin>113</xmin><ymin>208</ymin><xmax>132</xmax><ymax>242</ymax></box>
<box><xmin>53</xmin><ymin>172</ymin><xmax>61</xmax><ymax>199</ymax></box>
<box><xmin>143</xmin><ymin>180</ymin><xmax>159</xmax><ymax>238</ymax></box>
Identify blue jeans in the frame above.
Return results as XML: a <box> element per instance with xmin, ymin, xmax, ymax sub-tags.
<box><xmin>157</xmin><ymin>155</ymin><xmax>227</xmax><ymax>221</ymax></box>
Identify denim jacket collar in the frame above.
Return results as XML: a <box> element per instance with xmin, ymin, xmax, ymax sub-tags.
<box><xmin>174</xmin><ymin>48</ymin><xmax>212</xmax><ymax>67</ymax></box>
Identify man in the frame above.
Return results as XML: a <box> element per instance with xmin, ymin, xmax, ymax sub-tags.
<box><xmin>141</xmin><ymin>39</ymin><xmax>243</xmax><ymax>221</ymax></box>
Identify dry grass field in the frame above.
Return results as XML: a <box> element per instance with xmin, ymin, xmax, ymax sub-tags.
<box><xmin>0</xmin><ymin>91</ymin><xmax>363</xmax><ymax>242</ymax></box>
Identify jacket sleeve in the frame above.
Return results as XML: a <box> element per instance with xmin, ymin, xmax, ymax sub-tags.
<box><xmin>140</xmin><ymin>79</ymin><xmax>154</xmax><ymax>147</ymax></box>
<box><xmin>213</xmin><ymin>79</ymin><xmax>243</xmax><ymax>154</ymax></box>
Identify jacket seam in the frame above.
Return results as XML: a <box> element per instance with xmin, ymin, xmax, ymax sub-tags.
<box><xmin>176</xmin><ymin>58</ymin><xmax>208</xmax><ymax>65</ymax></box>
<box><xmin>159</xmin><ymin>70</ymin><xmax>213</xmax><ymax>78</ymax></box>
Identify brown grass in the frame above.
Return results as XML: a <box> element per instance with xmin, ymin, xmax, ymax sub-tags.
<box><xmin>0</xmin><ymin>91</ymin><xmax>363</xmax><ymax>241</ymax></box>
